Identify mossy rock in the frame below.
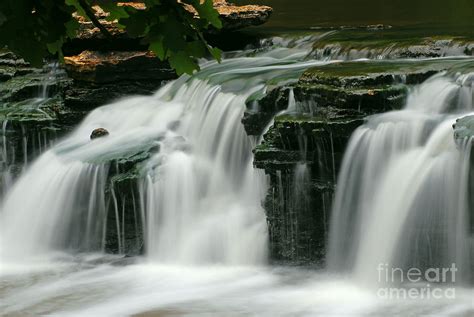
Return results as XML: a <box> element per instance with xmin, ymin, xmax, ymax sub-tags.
<box><xmin>312</xmin><ymin>29</ymin><xmax>474</xmax><ymax>59</ymax></box>
<box><xmin>453</xmin><ymin>115</ymin><xmax>474</xmax><ymax>144</ymax></box>
<box><xmin>301</xmin><ymin>59</ymin><xmax>473</xmax><ymax>86</ymax></box>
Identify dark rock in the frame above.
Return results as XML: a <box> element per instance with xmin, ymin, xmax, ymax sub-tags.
<box><xmin>63</xmin><ymin>51</ymin><xmax>176</xmax><ymax>110</ymax></box>
<box><xmin>0</xmin><ymin>60</ymin><xmax>85</xmax><ymax>195</ymax></box>
<box><xmin>90</xmin><ymin>128</ymin><xmax>109</xmax><ymax>139</ymax></box>
<box><xmin>99</xmin><ymin>140</ymin><xmax>160</xmax><ymax>255</ymax></box>
<box><xmin>251</xmin><ymin>59</ymin><xmax>471</xmax><ymax>265</ymax></box>
<box><xmin>242</xmin><ymin>87</ymin><xmax>291</xmax><ymax>136</ymax></box>
<box><xmin>254</xmin><ymin>111</ymin><xmax>362</xmax><ymax>264</ymax></box>
<box><xmin>64</xmin><ymin>51</ymin><xmax>176</xmax><ymax>84</ymax></box>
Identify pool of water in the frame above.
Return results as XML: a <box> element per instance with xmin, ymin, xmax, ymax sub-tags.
<box><xmin>2</xmin><ymin>255</ymin><xmax>473</xmax><ymax>316</ymax></box>
<box><xmin>236</xmin><ymin>0</ymin><xmax>474</xmax><ymax>33</ymax></box>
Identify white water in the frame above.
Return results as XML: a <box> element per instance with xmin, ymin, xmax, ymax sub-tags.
<box><xmin>0</xmin><ymin>63</ymin><xmax>64</xmax><ymax>196</ymax></box>
<box><xmin>0</xmin><ymin>40</ymin><xmax>329</xmax><ymax>262</ymax></box>
<box><xmin>1</xmin><ymin>37</ymin><xmax>474</xmax><ymax>315</ymax></box>
<box><xmin>329</xmin><ymin>72</ymin><xmax>474</xmax><ymax>285</ymax></box>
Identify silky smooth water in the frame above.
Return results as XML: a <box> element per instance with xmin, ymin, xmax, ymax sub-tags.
<box><xmin>329</xmin><ymin>73</ymin><xmax>474</xmax><ymax>286</ymax></box>
<box><xmin>0</xmin><ymin>42</ymin><xmax>328</xmax><ymax>264</ymax></box>
<box><xmin>1</xmin><ymin>36</ymin><xmax>474</xmax><ymax>315</ymax></box>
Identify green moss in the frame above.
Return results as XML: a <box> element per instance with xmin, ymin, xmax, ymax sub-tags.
<box><xmin>109</xmin><ymin>167</ymin><xmax>144</xmax><ymax>186</ymax></box>
<box><xmin>453</xmin><ymin>115</ymin><xmax>474</xmax><ymax>141</ymax></box>
<box><xmin>302</xmin><ymin>58</ymin><xmax>473</xmax><ymax>81</ymax></box>
<box><xmin>312</xmin><ymin>28</ymin><xmax>474</xmax><ymax>50</ymax></box>
<box><xmin>0</xmin><ymin>98</ymin><xmax>62</xmax><ymax>122</ymax></box>
<box><xmin>275</xmin><ymin>113</ymin><xmax>324</xmax><ymax>123</ymax></box>
<box><xmin>85</xmin><ymin>142</ymin><xmax>159</xmax><ymax>165</ymax></box>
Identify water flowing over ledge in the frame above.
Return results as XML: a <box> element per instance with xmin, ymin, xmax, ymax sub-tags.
<box><xmin>329</xmin><ymin>72</ymin><xmax>474</xmax><ymax>285</ymax></box>
<box><xmin>1</xmin><ymin>34</ymin><xmax>474</xmax><ymax>315</ymax></box>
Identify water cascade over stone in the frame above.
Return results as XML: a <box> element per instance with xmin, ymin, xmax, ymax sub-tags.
<box><xmin>1</xmin><ymin>31</ymin><xmax>474</xmax><ymax>315</ymax></box>
<box><xmin>0</xmin><ymin>43</ymin><xmax>327</xmax><ymax>264</ymax></box>
<box><xmin>329</xmin><ymin>72</ymin><xmax>474</xmax><ymax>284</ymax></box>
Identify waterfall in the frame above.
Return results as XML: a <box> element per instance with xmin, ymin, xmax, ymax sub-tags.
<box><xmin>1</xmin><ymin>35</ymin><xmax>474</xmax><ymax>315</ymax></box>
<box><xmin>0</xmin><ymin>50</ymin><xmax>327</xmax><ymax>264</ymax></box>
<box><xmin>329</xmin><ymin>72</ymin><xmax>474</xmax><ymax>284</ymax></box>
<box><xmin>0</xmin><ymin>63</ymin><xmax>64</xmax><ymax>197</ymax></box>
<box><xmin>141</xmin><ymin>79</ymin><xmax>268</xmax><ymax>264</ymax></box>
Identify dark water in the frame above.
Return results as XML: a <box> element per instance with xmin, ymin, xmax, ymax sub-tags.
<box><xmin>235</xmin><ymin>0</ymin><xmax>474</xmax><ymax>33</ymax></box>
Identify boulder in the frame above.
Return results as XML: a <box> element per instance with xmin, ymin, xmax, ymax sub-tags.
<box><xmin>90</xmin><ymin>128</ymin><xmax>110</xmax><ymax>139</ymax></box>
<box><xmin>204</xmin><ymin>0</ymin><xmax>273</xmax><ymax>31</ymax></box>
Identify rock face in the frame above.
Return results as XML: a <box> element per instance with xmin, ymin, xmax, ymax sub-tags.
<box><xmin>98</xmin><ymin>140</ymin><xmax>160</xmax><ymax>255</ymax></box>
<box><xmin>249</xmin><ymin>59</ymin><xmax>472</xmax><ymax>265</ymax></box>
<box><xmin>454</xmin><ymin>116</ymin><xmax>474</xmax><ymax>144</ymax></box>
<box><xmin>64</xmin><ymin>51</ymin><xmax>175</xmax><ymax>83</ymax></box>
<box><xmin>0</xmin><ymin>52</ymin><xmax>85</xmax><ymax>195</ymax></box>
<box><xmin>64</xmin><ymin>50</ymin><xmax>177</xmax><ymax>109</ymax></box>
<box><xmin>312</xmin><ymin>29</ymin><xmax>474</xmax><ymax>60</ymax></box>
<box><xmin>63</xmin><ymin>50</ymin><xmax>176</xmax><ymax>110</ymax></box>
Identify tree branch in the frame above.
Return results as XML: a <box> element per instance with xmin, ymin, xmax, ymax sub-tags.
<box><xmin>77</xmin><ymin>0</ymin><xmax>113</xmax><ymax>40</ymax></box>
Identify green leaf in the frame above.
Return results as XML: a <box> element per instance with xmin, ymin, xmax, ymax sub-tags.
<box><xmin>209</xmin><ymin>47</ymin><xmax>222</xmax><ymax>62</ymax></box>
<box><xmin>149</xmin><ymin>39</ymin><xmax>166</xmax><ymax>60</ymax></box>
<box><xmin>65</xmin><ymin>0</ymin><xmax>88</xmax><ymax>19</ymax></box>
<box><xmin>192</xmin><ymin>0</ymin><xmax>222</xmax><ymax>29</ymax></box>
<box><xmin>0</xmin><ymin>11</ymin><xmax>6</xmax><ymax>26</ymax></box>
<box><xmin>0</xmin><ymin>0</ymin><xmax>222</xmax><ymax>75</ymax></box>
<box><xmin>186</xmin><ymin>41</ymin><xmax>206</xmax><ymax>57</ymax></box>
<box><xmin>65</xmin><ymin>19</ymin><xmax>80</xmax><ymax>38</ymax></box>
<box><xmin>98</xmin><ymin>1</ymin><xmax>130</xmax><ymax>21</ymax></box>
<box><xmin>46</xmin><ymin>40</ymin><xmax>62</xmax><ymax>55</ymax></box>
<box><xmin>121</xmin><ymin>11</ymin><xmax>149</xmax><ymax>37</ymax></box>
<box><xmin>169</xmin><ymin>51</ymin><xmax>199</xmax><ymax>75</ymax></box>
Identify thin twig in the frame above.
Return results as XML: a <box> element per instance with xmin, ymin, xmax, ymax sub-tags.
<box><xmin>78</xmin><ymin>0</ymin><xmax>113</xmax><ymax>40</ymax></box>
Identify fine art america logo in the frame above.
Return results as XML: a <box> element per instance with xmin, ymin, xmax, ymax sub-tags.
<box><xmin>376</xmin><ymin>263</ymin><xmax>458</xmax><ymax>299</ymax></box>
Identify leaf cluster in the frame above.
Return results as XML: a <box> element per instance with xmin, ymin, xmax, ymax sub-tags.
<box><xmin>0</xmin><ymin>0</ymin><xmax>223</xmax><ymax>74</ymax></box>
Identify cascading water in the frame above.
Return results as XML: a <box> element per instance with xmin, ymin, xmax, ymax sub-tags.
<box><xmin>1</xmin><ymin>34</ymin><xmax>474</xmax><ymax>316</ymax></box>
<box><xmin>0</xmin><ymin>44</ymin><xmax>327</xmax><ymax>264</ymax></box>
<box><xmin>329</xmin><ymin>72</ymin><xmax>474</xmax><ymax>285</ymax></box>
<box><xmin>0</xmin><ymin>63</ymin><xmax>65</xmax><ymax>197</ymax></box>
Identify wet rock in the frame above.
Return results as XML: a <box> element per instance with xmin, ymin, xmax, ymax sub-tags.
<box><xmin>311</xmin><ymin>29</ymin><xmax>474</xmax><ymax>60</ymax></box>
<box><xmin>208</xmin><ymin>0</ymin><xmax>273</xmax><ymax>31</ymax></box>
<box><xmin>65</xmin><ymin>80</ymin><xmax>165</xmax><ymax>110</ymax></box>
<box><xmin>98</xmin><ymin>140</ymin><xmax>160</xmax><ymax>255</ymax></box>
<box><xmin>452</xmin><ymin>115</ymin><xmax>474</xmax><ymax>235</ymax></box>
<box><xmin>297</xmin><ymin>59</ymin><xmax>474</xmax><ymax>113</ymax></box>
<box><xmin>254</xmin><ymin>110</ymin><xmax>362</xmax><ymax>264</ymax></box>
<box><xmin>242</xmin><ymin>87</ymin><xmax>291</xmax><ymax>136</ymax></box>
<box><xmin>90</xmin><ymin>128</ymin><xmax>109</xmax><ymax>139</ymax></box>
<box><xmin>453</xmin><ymin>115</ymin><xmax>474</xmax><ymax>141</ymax></box>
<box><xmin>250</xmin><ymin>59</ymin><xmax>472</xmax><ymax>264</ymax></box>
<box><xmin>0</xmin><ymin>57</ymin><xmax>85</xmax><ymax>194</ymax></box>
<box><xmin>63</xmin><ymin>51</ymin><xmax>176</xmax><ymax>109</ymax></box>
<box><xmin>64</xmin><ymin>51</ymin><xmax>176</xmax><ymax>84</ymax></box>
